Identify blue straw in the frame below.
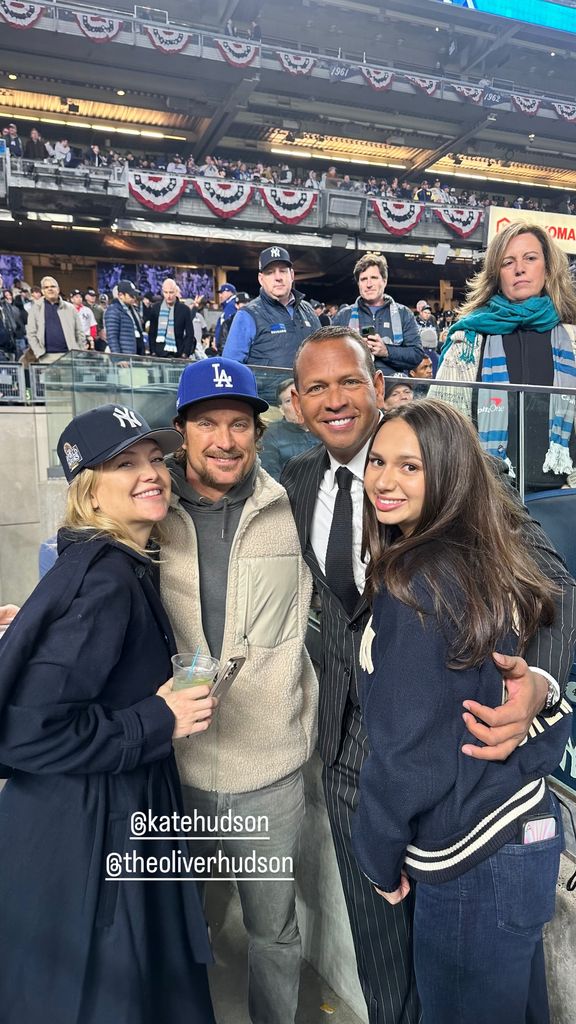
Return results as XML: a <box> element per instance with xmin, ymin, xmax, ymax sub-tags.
<box><xmin>186</xmin><ymin>645</ymin><xmax>201</xmax><ymax>682</ymax></box>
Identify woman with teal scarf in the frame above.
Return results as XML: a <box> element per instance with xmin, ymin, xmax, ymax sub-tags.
<box><xmin>435</xmin><ymin>222</ymin><xmax>576</xmax><ymax>490</ymax></box>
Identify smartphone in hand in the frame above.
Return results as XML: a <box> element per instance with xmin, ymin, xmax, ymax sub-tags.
<box><xmin>211</xmin><ymin>657</ymin><xmax>246</xmax><ymax>700</ymax></box>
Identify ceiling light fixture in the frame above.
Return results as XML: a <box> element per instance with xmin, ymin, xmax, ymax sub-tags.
<box><xmin>7</xmin><ymin>73</ymin><xmax>18</xmax><ymax>81</ymax></box>
<box><xmin>116</xmin><ymin>90</ymin><xmax>126</xmax><ymax>97</ymax></box>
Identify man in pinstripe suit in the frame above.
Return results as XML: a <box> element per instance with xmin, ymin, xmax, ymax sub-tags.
<box><xmin>281</xmin><ymin>325</ymin><xmax>576</xmax><ymax>1024</ymax></box>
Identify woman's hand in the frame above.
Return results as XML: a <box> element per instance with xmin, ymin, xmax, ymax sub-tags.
<box><xmin>156</xmin><ymin>679</ymin><xmax>217</xmax><ymax>739</ymax></box>
<box><xmin>0</xmin><ymin>604</ymin><xmax>20</xmax><ymax>625</ymax></box>
<box><xmin>374</xmin><ymin>871</ymin><xmax>411</xmax><ymax>905</ymax></box>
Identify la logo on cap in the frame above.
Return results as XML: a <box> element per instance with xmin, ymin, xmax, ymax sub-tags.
<box><xmin>213</xmin><ymin>363</ymin><xmax>234</xmax><ymax>389</ymax></box>
<box><xmin>269</xmin><ymin>246</ymin><xmax>282</xmax><ymax>260</ymax></box>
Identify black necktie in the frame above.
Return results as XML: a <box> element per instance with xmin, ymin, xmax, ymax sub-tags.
<box><xmin>325</xmin><ymin>466</ymin><xmax>359</xmax><ymax>616</ymax></box>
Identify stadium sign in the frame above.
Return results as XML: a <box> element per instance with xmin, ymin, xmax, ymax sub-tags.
<box><xmin>487</xmin><ymin>207</ymin><xmax>576</xmax><ymax>254</ymax></box>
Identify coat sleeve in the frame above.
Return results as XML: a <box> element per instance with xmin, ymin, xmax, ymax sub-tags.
<box><xmin>26</xmin><ymin>303</ymin><xmax>41</xmax><ymax>356</ymax></box>
<box><xmin>384</xmin><ymin>308</ymin><xmax>425</xmax><ymax>371</ymax></box>
<box><xmin>181</xmin><ymin>304</ymin><xmax>194</xmax><ymax>358</ymax></box>
<box><xmin>0</xmin><ymin>566</ymin><xmax>175</xmax><ymax>775</ymax></box>
<box><xmin>519</xmin><ymin>512</ymin><xmax>576</xmax><ymax>696</ymax></box>
<box><xmin>222</xmin><ymin>309</ymin><xmax>257</xmax><ymax>362</ymax></box>
<box><xmin>104</xmin><ymin>304</ymin><xmax>120</xmax><ymax>352</ymax></box>
<box><xmin>147</xmin><ymin>305</ymin><xmax>159</xmax><ymax>350</ymax></box>
<box><xmin>351</xmin><ymin>591</ymin><xmax>477</xmax><ymax>892</ymax></box>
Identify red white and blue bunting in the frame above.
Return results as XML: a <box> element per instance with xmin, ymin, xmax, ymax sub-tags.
<box><xmin>259</xmin><ymin>186</ymin><xmax>318</xmax><ymax>224</ymax></box>
<box><xmin>370</xmin><ymin>200</ymin><xmax>424</xmax><ymax>236</ymax></box>
<box><xmin>551</xmin><ymin>102</ymin><xmax>576</xmax><ymax>123</ymax></box>
<box><xmin>276</xmin><ymin>51</ymin><xmax>316</xmax><ymax>76</ymax></box>
<box><xmin>511</xmin><ymin>94</ymin><xmax>541</xmax><ymax>116</ymax></box>
<box><xmin>405</xmin><ymin>75</ymin><xmax>439</xmax><ymax>97</ymax></box>
<box><xmin>0</xmin><ymin>0</ymin><xmax>44</xmax><ymax>28</ymax></box>
<box><xmin>129</xmin><ymin>173</ymin><xmax>188</xmax><ymax>212</ymax></box>
<box><xmin>75</xmin><ymin>13</ymin><xmax>123</xmax><ymax>42</ymax></box>
<box><xmin>451</xmin><ymin>84</ymin><xmax>483</xmax><ymax>104</ymax></box>
<box><xmin>359</xmin><ymin>67</ymin><xmax>394</xmax><ymax>91</ymax></box>
<box><xmin>215</xmin><ymin>38</ymin><xmax>259</xmax><ymax>67</ymax></box>
<box><xmin>193</xmin><ymin>179</ymin><xmax>254</xmax><ymax>218</ymax></box>
<box><xmin>144</xmin><ymin>26</ymin><xmax>190</xmax><ymax>53</ymax></box>
<box><xmin>434</xmin><ymin>206</ymin><xmax>483</xmax><ymax>238</ymax></box>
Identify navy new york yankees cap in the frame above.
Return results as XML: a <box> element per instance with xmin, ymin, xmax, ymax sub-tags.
<box><xmin>176</xmin><ymin>358</ymin><xmax>269</xmax><ymax>415</ymax></box>
<box><xmin>258</xmin><ymin>245</ymin><xmax>292</xmax><ymax>271</ymax></box>
<box><xmin>57</xmin><ymin>404</ymin><xmax>182</xmax><ymax>482</ymax></box>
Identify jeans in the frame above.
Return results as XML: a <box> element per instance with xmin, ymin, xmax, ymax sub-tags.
<box><xmin>413</xmin><ymin>796</ymin><xmax>563</xmax><ymax>1024</ymax></box>
<box><xmin>182</xmin><ymin>769</ymin><xmax>305</xmax><ymax>1024</ymax></box>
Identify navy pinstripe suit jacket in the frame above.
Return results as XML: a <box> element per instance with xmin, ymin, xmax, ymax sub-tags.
<box><xmin>282</xmin><ymin>444</ymin><xmax>576</xmax><ymax>768</ymax></box>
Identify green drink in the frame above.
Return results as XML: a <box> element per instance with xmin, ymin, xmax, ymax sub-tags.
<box><xmin>171</xmin><ymin>653</ymin><xmax>220</xmax><ymax>691</ymax></box>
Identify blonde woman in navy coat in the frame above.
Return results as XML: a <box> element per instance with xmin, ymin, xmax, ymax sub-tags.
<box><xmin>0</xmin><ymin>405</ymin><xmax>216</xmax><ymax>1024</ymax></box>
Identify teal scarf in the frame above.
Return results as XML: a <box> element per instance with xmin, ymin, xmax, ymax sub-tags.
<box><xmin>440</xmin><ymin>294</ymin><xmax>560</xmax><ymax>366</ymax></box>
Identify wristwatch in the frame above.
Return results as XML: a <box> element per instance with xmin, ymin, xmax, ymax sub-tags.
<box><xmin>530</xmin><ymin>667</ymin><xmax>561</xmax><ymax>713</ymax></box>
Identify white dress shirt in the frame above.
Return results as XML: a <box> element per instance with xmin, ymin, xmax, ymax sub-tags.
<box><xmin>310</xmin><ymin>439</ymin><xmax>371</xmax><ymax>594</ymax></box>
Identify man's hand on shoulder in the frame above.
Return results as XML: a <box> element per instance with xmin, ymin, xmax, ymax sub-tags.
<box><xmin>461</xmin><ymin>652</ymin><xmax>548</xmax><ymax>761</ymax></box>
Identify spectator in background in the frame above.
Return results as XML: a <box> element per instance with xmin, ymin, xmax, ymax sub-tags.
<box><xmin>5</xmin><ymin>124</ymin><xmax>22</xmax><ymax>158</ymax></box>
<box><xmin>148</xmin><ymin>279</ymin><xmax>194</xmax><ymax>358</ymax></box>
<box><xmin>24</xmin><ymin>128</ymin><xmax>48</xmax><ymax>161</ymax></box>
<box><xmin>382</xmin><ymin>376</ymin><xmax>415</xmax><ymax>410</ymax></box>
<box><xmin>104</xmin><ymin>280</ymin><xmax>145</xmax><ymax>355</ymax></box>
<box><xmin>225</xmin><ymin>17</ymin><xmax>236</xmax><ymax>36</ymax></box>
<box><xmin>26</xmin><ymin>276</ymin><xmax>86</xmax><ymax>363</ymax></box>
<box><xmin>249</xmin><ymin>19</ymin><xmax>262</xmax><ymax>41</ymax></box>
<box><xmin>332</xmin><ymin>253</ymin><xmax>424</xmax><ymax>375</ymax></box>
<box><xmin>167</xmin><ymin>155</ymin><xmax>187</xmax><ymax>175</ymax></box>
<box><xmin>214</xmin><ymin>282</ymin><xmax>238</xmax><ymax>352</ymax></box>
<box><xmin>414</xmin><ymin>300</ymin><xmax>439</xmax><ymax>372</ymax></box>
<box><xmin>30</xmin><ymin>285</ymin><xmax>42</xmax><ymax>303</ymax></box>
<box><xmin>311</xmin><ymin>300</ymin><xmax>331</xmax><ymax>327</ymax></box>
<box><xmin>0</xmin><ymin>277</ymin><xmax>19</xmax><ymax>360</ymax></box>
<box><xmin>279</xmin><ymin>164</ymin><xmax>293</xmax><ymax>185</ymax></box>
<box><xmin>320</xmin><ymin>166</ymin><xmax>338</xmax><ymax>189</ymax></box>
<box><xmin>259</xmin><ymin>377</ymin><xmax>320</xmax><ymax>481</ymax></box>
<box><xmin>52</xmin><ymin>139</ymin><xmax>72</xmax><ymax>166</ymax></box>
<box><xmin>199</xmin><ymin>155</ymin><xmax>219</xmax><ymax>177</ymax></box>
<box><xmin>86</xmin><ymin>143</ymin><xmax>107</xmax><ymax>167</ymax></box>
<box><xmin>84</xmin><ymin>288</ymin><xmax>104</xmax><ymax>334</ymax></box>
<box><xmin>222</xmin><ymin>245</ymin><xmax>320</xmax><ymax>377</ymax></box>
<box><xmin>70</xmin><ymin>290</ymin><xmax>97</xmax><ymax>347</ymax></box>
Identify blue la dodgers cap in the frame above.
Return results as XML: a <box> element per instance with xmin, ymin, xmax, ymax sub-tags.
<box><xmin>57</xmin><ymin>404</ymin><xmax>182</xmax><ymax>482</ymax></box>
<box><xmin>176</xmin><ymin>358</ymin><xmax>269</xmax><ymax>415</ymax></box>
<box><xmin>218</xmin><ymin>282</ymin><xmax>237</xmax><ymax>294</ymax></box>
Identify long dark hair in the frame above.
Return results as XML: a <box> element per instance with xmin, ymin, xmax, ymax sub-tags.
<box><xmin>362</xmin><ymin>400</ymin><xmax>556</xmax><ymax>668</ymax></box>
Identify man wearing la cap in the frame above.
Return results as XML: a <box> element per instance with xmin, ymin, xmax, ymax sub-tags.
<box><xmin>214</xmin><ymin>281</ymin><xmax>238</xmax><ymax>352</ymax></box>
<box><xmin>222</xmin><ymin>246</ymin><xmax>320</xmax><ymax>371</ymax></box>
<box><xmin>104</xmin><ymin>279</ymin><xmax>145</xmax><ymax>355</ymax></box>
<box><xmin>160</xmin><ymin>357</ymin><xmax>318</xmax><ymax>1024</ymax></box>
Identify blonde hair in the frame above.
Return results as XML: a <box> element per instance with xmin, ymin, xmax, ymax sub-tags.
<box><xmin>459</xmin><ymin>221</ymin><xmax>576</xmax><ymax>322</ymax></box>
<box><xmin>63</xmin><ymin>467</ymin><xmax>160</xmax><ymax>556</ymax></box>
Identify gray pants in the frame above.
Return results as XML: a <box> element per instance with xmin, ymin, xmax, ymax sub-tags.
<box><xmin>182</xmin><ymin>769</ymin><xmax>305</xmax><ymax>1024</ymax></box>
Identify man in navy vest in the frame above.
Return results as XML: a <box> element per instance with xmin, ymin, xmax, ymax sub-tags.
<box><xmin>222</xmin><ymin>246</ymin><xmax>320</xmax><ymax>371</ymax></box>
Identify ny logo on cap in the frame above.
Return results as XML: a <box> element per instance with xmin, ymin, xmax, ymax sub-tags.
<box><xmin>113</xmin><ymin>406</ymin><xmax>142</xmax><ymax>429</ymax></box>
<box><xmin>212</xmin><ymin>363</ymin><xmax>234</xmax><ymax>389</ymax></box>
<box><xmin>269</xmin><ymin>246</ymin><xmax>282</xmax><ymax>260</ymax></box>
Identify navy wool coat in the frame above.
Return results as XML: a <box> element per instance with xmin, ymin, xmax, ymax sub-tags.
<box><xmin>0</xmin><ymin>532</ymin><xmax>214</xmax><ymax>1024</ymax></box>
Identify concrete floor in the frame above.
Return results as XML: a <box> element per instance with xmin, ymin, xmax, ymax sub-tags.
<box><xmin>206</xmin><ymin>880</ymin><xmax>364</xmax><ymax>1024</ymax></box>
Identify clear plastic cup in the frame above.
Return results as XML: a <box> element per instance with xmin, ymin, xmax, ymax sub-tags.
<box><xmin>171</xmin><ymin>653</ymin><xmax>220</xmax><ymax>691</ymax></box>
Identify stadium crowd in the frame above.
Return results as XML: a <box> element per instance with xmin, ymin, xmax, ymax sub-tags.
<box><xmin>4</xmin><ymin>122</ymin><xmax>570</xmax><ymax>214</ymax></box>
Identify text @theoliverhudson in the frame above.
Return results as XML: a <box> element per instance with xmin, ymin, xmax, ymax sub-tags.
<box><xmin>105</xmin><ymin>849</ymin><xmax>294</xmax><ymax>880</ymax></box>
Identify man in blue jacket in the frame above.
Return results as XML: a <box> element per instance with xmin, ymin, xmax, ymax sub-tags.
<box><xmin>222</xmin><ymin>245</ymin><xmax>320</xmax><ymax>369</ymax></box>
<box><xmin>332</xmin><ymin>253</ymin><xmax>424</xmax><ymax>375</ymax></box>
<box><xmin>214</xmin><ymin>281</ymin><xmax>238</xmax><ymax>352</ymax></box>
<box><xmin>104</xmin><ymin>279</ymin><xmax>145</xmax><ymax>355</ymax></box>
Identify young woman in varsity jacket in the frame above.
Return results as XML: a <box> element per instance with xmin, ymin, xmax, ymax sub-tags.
<box><xmin>352</xmin><ymin>399</ymin><xmax>574</xmax><ymax>1024</ymax></box>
